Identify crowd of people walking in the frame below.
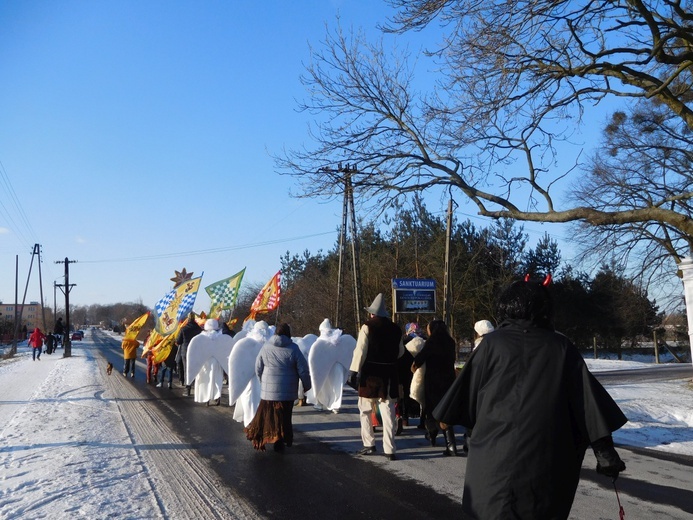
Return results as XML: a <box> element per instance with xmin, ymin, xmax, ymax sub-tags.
<box><xmin>111</xmin><ymin>277</ymin><xmax>628</xmax><ymax>519</ymax></box>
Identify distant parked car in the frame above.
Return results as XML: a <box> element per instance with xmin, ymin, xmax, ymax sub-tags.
<box><xmin>71</xmin><ymin>331</ymin><xmax>84</xmax><ymax>341</ymax></box>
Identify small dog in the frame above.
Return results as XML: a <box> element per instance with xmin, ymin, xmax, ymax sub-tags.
<box><xmin>106</xmin><ymin>362</ymin><xmax>113</xmax><ymax>375</ymax></box>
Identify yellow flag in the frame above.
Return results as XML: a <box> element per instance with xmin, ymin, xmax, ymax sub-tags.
<box><xmin>152</xmin><ymin>330</ymin><xmax>178</xmax><ymax>364</ymax></box>
<box><xmin>124</xmin><ymin>312</ymin><xmax>150</xmax><ymax>341</ymax></box>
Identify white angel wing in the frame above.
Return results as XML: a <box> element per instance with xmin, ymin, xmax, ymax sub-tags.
<box><xmin>308</xmin><ymin>337</ymin><xmax>338</xmax><ymax>401</ymax></box>
<box><xmin>308</xmin><ymin>333</ymin><xmax>356</xmax><ymax>410</ymax></box>
<box><xmin>335</xmin><ymin>334</ymin><xmax>356</xmax><ymax>374</ymax></box>
<box><xmin>186</xmin><ymin>334</ymin><xmax>215</xmax><ymax>385</ymax></box>
<box><xmin>227</xmin><ymin>336</ymin><xmax>263</xmax><ymax>405</ymax></box>
<box><xmin>295</xmin><ymin>333</ymin><xmax>317</xmax><ymax>359</ymax></box>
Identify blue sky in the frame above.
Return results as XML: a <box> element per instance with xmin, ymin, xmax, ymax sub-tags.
<box><xmin>0</xmin><ymin>1</ymin><xmax>582</xmax><ymax>313</ymax></box>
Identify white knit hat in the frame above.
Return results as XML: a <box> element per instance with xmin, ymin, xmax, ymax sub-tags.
<box><xmin>474</xmin><ymin>320</ymin><xmax>494</xmax><ymax>336</ymax></box>
<box><xmin>204</xmin><ymin>319</ymin><xmax>219</xmax><ymax>331</ymax></box>
<box><xmin>319</xmin><ymin>318</ymin><xmax>333</xmax><ymax>332</ymax></box>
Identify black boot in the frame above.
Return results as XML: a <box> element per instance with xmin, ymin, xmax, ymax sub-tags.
<box><xmin>443</xmin><ymin>428</ymin><xmax>458</xmax><ymax>456</ymax></box>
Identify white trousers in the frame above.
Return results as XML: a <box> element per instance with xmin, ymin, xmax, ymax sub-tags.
<box><xmin>358</xmin><ymin>396</ymin><xmax>396</xmax><ymax>455</ymax></box>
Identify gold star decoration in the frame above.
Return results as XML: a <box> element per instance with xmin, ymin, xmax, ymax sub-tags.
<box><xmin>170</xmin><ymin>268</ymin><xmax>194</xmax><ymax>288</ymax></box>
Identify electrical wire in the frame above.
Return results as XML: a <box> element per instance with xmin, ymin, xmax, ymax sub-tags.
<box><xmin>79</xmin><ymin>230</ymin><xmax>336</xmax><ymax>264</ymax></box>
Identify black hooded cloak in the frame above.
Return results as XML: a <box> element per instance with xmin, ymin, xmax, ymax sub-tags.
<box><xmin>434</xmin><ymin>319</ymin><xmax>628</xmax><ymax>519</ymax></box>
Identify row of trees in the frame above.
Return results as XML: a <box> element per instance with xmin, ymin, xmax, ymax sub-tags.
<box><xmin>267</xmin><ymin>202</ymin><xmax>672</xmax><ymax>352</ymax></box>
<box><xmin>58</xmin><ymin>205</ymin><xmax>682</xmax><ymax>355</ymax></box>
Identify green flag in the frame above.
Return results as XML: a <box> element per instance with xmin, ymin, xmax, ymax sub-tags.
<box><xmin>205</xmin><ymin>268</ymin><xmax>246</xmax><ymax>317</ymax></box>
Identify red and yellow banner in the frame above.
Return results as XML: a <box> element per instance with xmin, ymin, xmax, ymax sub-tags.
<box><xmin>247</xmin><ymin>271</ymin><xmax>281</xmax><ymax>321</ymax></box>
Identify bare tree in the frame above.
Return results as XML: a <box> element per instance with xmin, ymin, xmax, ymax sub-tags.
<box><xmin>572</xmin><ymin>99</ymin><xmax>693</xmax><ymax>300</ymax></box>
<box><xmin>276</xmin><ymin>2</ymin><xmax>693</xmax><ymax>245</ymax></box>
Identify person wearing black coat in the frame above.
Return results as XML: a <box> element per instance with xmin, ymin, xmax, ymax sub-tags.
<box><xmin>434</xmin><ymin>277</ymin><xmax>627</xmax><ymax>519</ymax></box>
<box><xmin>175</xmin><ymin>313</ymin><xmax>202</xmax><ymax>395</ymax></box>
<box><xmin>412</xmin><ymin>319</ymin><xmax>458</xmax><ymax>455</ymax></box>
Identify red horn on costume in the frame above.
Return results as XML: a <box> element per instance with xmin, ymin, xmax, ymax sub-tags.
<box><xmin>524</xmin><ymin>274</ymin><xmax>531</xmax><ymax>282</ymax></box>
<box><xmin>542</xmin><ymin>274</ymin><xmax>552</xmax><ymax>286</ymax></box>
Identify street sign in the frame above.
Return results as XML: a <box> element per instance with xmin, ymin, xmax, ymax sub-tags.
<box><xmin>392</xmin><ymin>278</ymin><xmax>436</xmax><ymax>314</ymax></box>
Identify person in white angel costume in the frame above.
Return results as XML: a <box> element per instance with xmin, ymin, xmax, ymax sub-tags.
<box><xmin>306</xmin><ymin>319</ymin><xmax>356</xmax><ymax>414</ymax></box>
<box><xmin>294</xmin><ymin>331</ymin><xmax>318</xmax><ymax>406</ymax></box>
<box><xmin>227</xmin><ymin>320</ymin><xmax>273</xmax><ymax>426</ymax></box>
<box><xmin>185</xmin><ymin>319</ymin><xmax>234</xmax><ymax>406</ymax></box>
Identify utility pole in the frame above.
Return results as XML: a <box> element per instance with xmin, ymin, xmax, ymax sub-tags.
<box><xmin>55</xmin><ymin>257</ymin><xmax>77</xmax><ymax>357</ymax></box>
<box><xmin>443</xmin><ymin>197</ymin><xmax>454</xmax><ymax>329</ymax></box>
<box><xmin>11</xmin><ymin>255</ymin><xmax>18</xmax><ymax>355</ymax></box>
<box><xmin>14</xmin><ymin>244</ymin><xmax>42</xmax><ymax>349</ymax></box>
<box><xmin>320</xmin><ymin>163</ymin><xmax>364</xmax><ymax>333</ymax></box>
<box><xmin>345</xmin><ymin>169</ymin><xmax>363</xmax><ymax>332</ymax></box>
<box><xmin>35</xmin><ymin>244</ymin><xmax>47</xmax><ymax>331</ymax></box>
<box><xmin>335</xmin><ymin>181</ymin><xmax>348</xmax><ymax>328</ymax></box>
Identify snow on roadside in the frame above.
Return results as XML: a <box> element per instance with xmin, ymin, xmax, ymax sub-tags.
<box><xmin>586</xmin><ymin>357</ymin><xmax>693</xmax><ymax>456</ymax></box>
<box><xmin>0</xmin><ymin>346</ymin><xmax>163</xmax><ymax>519</ymax></box>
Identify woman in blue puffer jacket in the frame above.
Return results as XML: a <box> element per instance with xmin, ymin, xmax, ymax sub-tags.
<box><xmin>245</xmin><ymin>323</ymin><xmax>311</xmax><ymax>452</ymax></box>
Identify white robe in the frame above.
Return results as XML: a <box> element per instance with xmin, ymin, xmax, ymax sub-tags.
<box><xmin>227</xmin><ymin>321</ymin><xmax>271</xmax><ymax>425</ymax></box>
<box><xmin>406</xmin><ymin>336</ymin><xmax>426</xmax><ymax>407</ymax></box>
<box><xmin>307</xmin><ymin>328</ymin><xmax>356</xmax><ymax>412</ymax></box>
<box><xmin>294</xmin><ymin>334</ymin><xmax>317</xmax><ymax>400</ymax></box>
<box><xmin>186</xmin><ymin>329</ymin><xmax>234</xmax><ymax>404</ymax></box>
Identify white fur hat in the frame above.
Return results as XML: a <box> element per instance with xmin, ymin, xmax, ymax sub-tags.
<box><xmin>319</xmin><ymin>318</ymin><xmax>333</xmax><ymax>332</ymax></box>
<box><xmin>204</xmin><ymin>319</ymin><xmax>219</xmax><ymax>331</ymax></box>
<box><xmin>474</xmin><ymin>320</ymin><xmax>494</xmax><ymax>337</ymax></box>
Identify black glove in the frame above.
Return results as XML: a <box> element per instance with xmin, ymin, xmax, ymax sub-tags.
<box><xmin>346</xmin><ymin>371</ymin><xmax>359</xmax><ymax>390</ymax></box>
<box><xmin>592</xmin><ymin>436</ymin><xmax>626</xmax><ymax>479</ymax></box>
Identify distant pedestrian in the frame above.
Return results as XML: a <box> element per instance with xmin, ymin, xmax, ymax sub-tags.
<box><xmin>121</xmin><ymin>337</ymin><xmax>139</xmax><ymax>378</ymax></box>
<box><xmin>54</xmin><ymin>318</ymin><xmax>65</xmax><ymax>346</ymax></box>
<box><xmin>143</xmin><ymin>348</ymin><xmax>160</xmax><ymax>384</ymax></box>
<box><xmin>175</xmin><ymin>312</ymin><xmax>202</xmax><ymax>396</ymax></box>
<box><xmin>221</xmin><ymin>321</ymin><xmax>236</xmax><ymax>337</ymax></box>
<box><xmin>434</xmin><ymin>276</ymin><xmax>627</xmax><ymax>519</ymax></box>
<box><xmin>245</xmin><ymin>323</ymin><xmax>311</xmax><ymax>452</ymax></box>
<box><xmin>44</xmin><ymin>333</ymin><xmax>55</xmax><ymax>355</ymax></box>
<box><xmin>412</xmin><ymin>319</ymin><xmax>459</xmax><ymax>456</ymax></box>
<box><xmin>473</xmin><ymin>319</ymin><xmax>494</xmax><ymax>350</ymax></box>
<box><xmin>29</xmin><ymin>328</ymin><xmax>46</xmax><ymax>361</ymax></box>
<box><xmin>396</xmin><ymin>322</ymin><xmax>424</xmax><ymax>435</ymax></box>
<box><xmin>347</xmin><ymin>293</ymin><xmax>404</xmax><ymax>461</ymax></box>
<box><xmin>157</xmin><ymin>341</ymin><xmax>178</xmax><ymax>389</ymax></box>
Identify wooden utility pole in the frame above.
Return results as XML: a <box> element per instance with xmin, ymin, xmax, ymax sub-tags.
<box><xmin>335</xmin><ymin>180</ymin><xmax>349</xmax><ymax>328</ymax></box>
<box><xmin>55</xmin><ymin>257</ymin><xmax>77</xmax><ymax>357</ymax></box>
<box><xmin>321</xmin><ymin>163</ymin><xmax>363</xmax><ymax>332</ymax></box>
<box><xmin>11</xmin><ymin>255</ymin><xmax>18</xmax><ymax>355</ymax></box>
<box><xmin>443</xmin><ymin>197</ymin><xmax>454</xmax><ymax>328</ymax></box>
<box><xmin>14</xmin><ymin>244</ymin><xmax>43</xmax><ymax>349</ymax></box>
<box><xmin>35</xmin><ymin>244</ymin><xmax>47</xmax><ymax>331</ymax></box>
<box><xmin>345</xmin><ymin>170</ymin><xmax>363</xmax><ymax>332</ymax></box>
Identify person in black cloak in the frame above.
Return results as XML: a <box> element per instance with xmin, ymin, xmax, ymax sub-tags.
<box><xmin>433</xmin><ymin>275</ymin><xmax>627</xmax><ymax>520</ymax></box>
<box><xmin>175</xmin><ymin>312</ymin><xmax>203</xmax><ymax>396</ymax></box>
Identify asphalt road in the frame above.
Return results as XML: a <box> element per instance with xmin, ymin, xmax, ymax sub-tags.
<box><xmin>92</xmin><ymin>330</ymin><xmax>693</xmax><ymax>519</ymax></box>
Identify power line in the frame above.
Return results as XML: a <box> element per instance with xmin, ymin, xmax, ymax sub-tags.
<box><xmin>0</xmin><ymin>160</ymin><xmax>39</xmax><ymax>250</ymax></box>
<box><xmin>79</xmin><ymin>230</ymin><xmax>337</xmax><ymax>264</ymax></box>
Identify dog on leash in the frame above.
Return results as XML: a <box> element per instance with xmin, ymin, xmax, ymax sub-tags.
<box><xmin>106</xmin><ymin>362</ymin><xmax>113</xmax><ymax>375</ymax></box>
